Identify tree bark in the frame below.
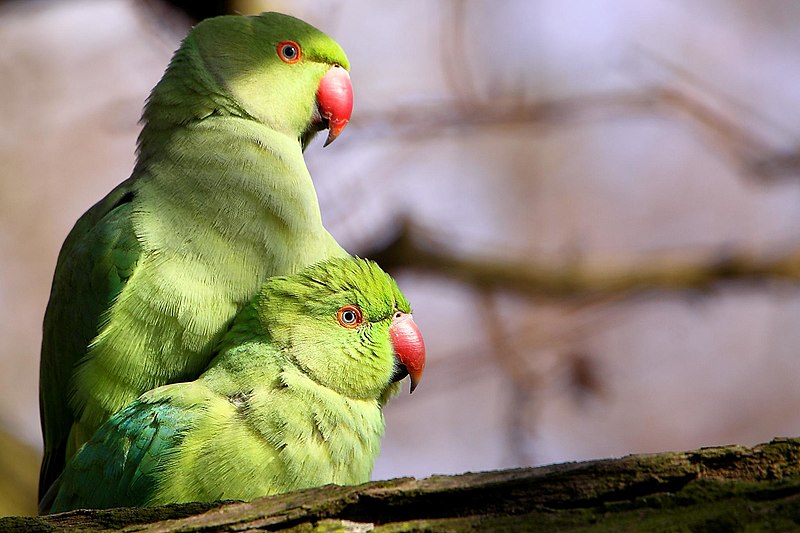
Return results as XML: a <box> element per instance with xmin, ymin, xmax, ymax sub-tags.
<box><xmin>5</xmin><ymin>438</ymin><xmax>800</xmax><ymax>531</ymax></box>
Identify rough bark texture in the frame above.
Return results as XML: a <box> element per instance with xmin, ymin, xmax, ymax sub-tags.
<box><xmin>5</xmin><ymin>438</ymin><xmax>800</xmax><ymax>531</ymax></box>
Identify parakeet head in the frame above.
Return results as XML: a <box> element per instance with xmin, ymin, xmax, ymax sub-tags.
<box><xmin>144</xmin><ymin>12</ymin><xmax>353</xmax><ymax>147</ymax></box>
<box><xmin>257</xmin><ymin>258</ymin><xmax>425</xmax><ymax>401</ymax></box>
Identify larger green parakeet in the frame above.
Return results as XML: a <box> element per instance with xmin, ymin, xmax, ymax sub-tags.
<box><xmin>39</xmin><ymin>12</ymin><xmax>355</xmax><ymax>502</ymax></box>
<box><xmin>45</xmin><ymin>258</ymin><xmax>425</xmax><ymax>513</ymax></box>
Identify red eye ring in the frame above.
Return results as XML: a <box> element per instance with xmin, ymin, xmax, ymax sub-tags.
<box><xmin>277</xmin><ymin>40</ymin><xmax>301</xmax><ymax>63</ymax></box>
<box><xmin>336</xmin><ymin>305</ymin><xmax>363</xmax><ymax>328</ymax></box>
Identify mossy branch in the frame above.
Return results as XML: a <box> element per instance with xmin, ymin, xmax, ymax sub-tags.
<box><xmin>5</xmin><ymin>438</ymin><xmax>800</xmax><ymax>531</ymax></box>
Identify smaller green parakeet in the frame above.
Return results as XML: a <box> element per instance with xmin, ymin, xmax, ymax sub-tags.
<box><xmin>45</xmin><ymin>258</ymin><xmax>425</xmax><ymax>513</ymax></box>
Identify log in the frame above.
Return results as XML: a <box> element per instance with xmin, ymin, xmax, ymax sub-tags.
<box><xmin>5</xmin><ymin>438</ymin><xmax>800</xmax><ymax>531</ymax></box>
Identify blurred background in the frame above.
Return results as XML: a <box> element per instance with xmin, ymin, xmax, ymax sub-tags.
<box><xmin>2</xmin><ymin>0</ymin><xmax>800</xmax><ymax>516</ymax></box>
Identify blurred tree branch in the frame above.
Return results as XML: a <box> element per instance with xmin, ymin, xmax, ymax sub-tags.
<box><xmin>635</xmin><ymin>47</ymin><xmax>800</xmax><ymax>182</ymax></box>
<box><xmin>370</xmin><ymin>221</ymin><xmax>800</xmax><ymax>298</ymax></box>
<box><xmin>350</xmin><ymin>84</ymin><xmax>798</xmax><ymax>181</ymax></box>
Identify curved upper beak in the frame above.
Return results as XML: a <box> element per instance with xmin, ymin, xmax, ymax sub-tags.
<box><xmin>389</xmin><ymin>312</ymin><xmax>426</xmax><ymax>393</ymax></box>
<box><xmin>316</xmin><ymin>65</ymin><xmax>353</xmax><ymax>147</ymax></box>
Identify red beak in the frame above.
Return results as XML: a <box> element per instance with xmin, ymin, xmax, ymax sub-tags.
<box><xmin>389</xmin><ymin>312</ymin><xmax>426</xmax><ymax>393</ymax></box>
<box><xmin>316</xmin><ymin>65</ymin><xmax>353</xmax><ymax>147</ymax></box>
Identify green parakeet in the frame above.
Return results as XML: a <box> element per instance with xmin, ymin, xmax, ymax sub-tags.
<box><xmin>45</xmin><ymin>257</ymin><xmax>425</xmax><ymax>513</ymax></box>
<box><xmin>39</xmin><ymin>12</ymin><xmax>355</xmax><ymax>502</ymax></box>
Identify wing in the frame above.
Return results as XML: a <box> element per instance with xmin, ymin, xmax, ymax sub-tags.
<box><xmin>46</xmin><ymin>390</ymin><xmax>199</xmax><ymax>513</ymax></box>
<box><xmin>39</xmin><ymin>179</ymin><xmax>142</xmax><ymax>500</ymax></box>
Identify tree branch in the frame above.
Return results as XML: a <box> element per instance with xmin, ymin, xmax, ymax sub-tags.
<box><xmin>6</xmin><ymin>438</ymin><xmax>800</xmax><ymax>531</ymax></box>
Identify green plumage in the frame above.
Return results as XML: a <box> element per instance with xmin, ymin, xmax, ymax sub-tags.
<box><xmin>39</xmin><ymin>12</ymin><xmax>350</xmax><ymax>502</ymax></box>
<box><xmin>47</xmin><ymin>258</ymin><xmax>408</xmax><ymax>513</ymax></box>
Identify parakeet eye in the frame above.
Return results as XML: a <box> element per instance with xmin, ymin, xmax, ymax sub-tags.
<box><xmin>277</xmin><ymin>41</ymin><xmax>301</xmax><ymax>63</ymax></box>
<box><xmin>336</xmin><ymin>305</ymin><xmax>363</xmax><ymax>328</ymax></box>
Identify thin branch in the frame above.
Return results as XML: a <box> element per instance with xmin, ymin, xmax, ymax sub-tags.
<box><xmin>477</xmin><ymin>289</ymin><xmax>538</xmax><ymax>466</ymax></box>
<box><xmin>632</xmin><ymin>46</ymin><xmax>800</xmax><ymax>180</ymax></box>
<box><xmin>349</xmin><ymin>89</ymin><xmax>665</xmax><ymax>141</ymax></box>
<box><xmin>347</xmin><ymin>83</ymin><xmax>799</xmax><ymax>181</ymax></box>
<box><xmin>441</xmin><ymin>0</ymin><xmax>479</xmax><ymax>107</ymax></box>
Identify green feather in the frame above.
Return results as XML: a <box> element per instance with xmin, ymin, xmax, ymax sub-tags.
<box><xmin>39</xmin><ymin>12</ymin><xmax>350</xmax><ymax>503</ymax></box>
<box><xmin>48</xmin><ymin>258</ymin><xmax>409</xmax><ymax>512</ymax></box>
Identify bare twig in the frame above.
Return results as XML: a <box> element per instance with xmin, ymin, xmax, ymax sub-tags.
<box><xmin>632</xmin><ymin>47</ymin><xmax>800</xmax><ymax>180</ymax></box>
<box><xmin>347</xmin><ymin>83</ymin><xmax>799</xmax><ymax>181</ymax></box>
<box><xmin>477</xmin><ymin>289</ymin><xmax>538</xmax><ymax>466</ymax></box>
